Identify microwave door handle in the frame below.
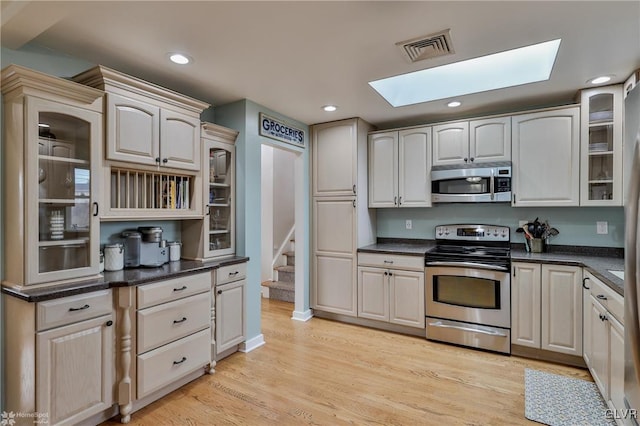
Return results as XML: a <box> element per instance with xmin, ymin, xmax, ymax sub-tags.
<box><xmin>490</xmin><ymin>169</ymin><xmax>495</xmax><ymax>201</ymax></box>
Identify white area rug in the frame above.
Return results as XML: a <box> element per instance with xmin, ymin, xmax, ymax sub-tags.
<box><xmin>524</xmin><ymin>369</ymin><xmax>616</xmax><ymax>426</ymax></box>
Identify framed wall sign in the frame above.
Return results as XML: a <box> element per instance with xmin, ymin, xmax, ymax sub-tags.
<box><xmin>259</xmin><ymin>113</ymin><xmax>305</xmax><ymax>148</ymax></box>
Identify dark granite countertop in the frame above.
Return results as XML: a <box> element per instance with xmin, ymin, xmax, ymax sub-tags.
<box><xmin>358</xmin><ymin>238</ymin><xmax>436</xmax><ymax>256</ymax></box>
<box><xmin>2</xmin><ymin>256</ymin><xmax>249</xmax><ymax>302</ymax></box>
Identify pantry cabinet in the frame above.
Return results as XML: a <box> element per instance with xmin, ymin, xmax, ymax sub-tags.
<box><xmin>432</xmin><ymin>117</ymin><xmax>510</xmax><ymax>166</ymax></box>
<box><xmin>368</xmin><ymin>127</ymin><xmax>431</xmax><ymax>208</ymax></box>
<box><xmin>579</xmin><ymin>85</ymin><xmax>623</xmax><ymax>206</ymax></box>
<box><xmin>1</xmin><ymin>64</ymin><xmax>103</xmax><ymax>286</ymax></box>
<box><xmin>312</xmin><ymin>119</ymin><xmax>359</xmax><ymax>197</ymax></box>
<box><xmin>511</xmin><ymin>106</ymin><xmax>580</xmax><ymax>207</ymax></box>
<box><xmin>511</xmin><ymin>262</ymin><xmax>582</xmax><ymax>356</ymax></box>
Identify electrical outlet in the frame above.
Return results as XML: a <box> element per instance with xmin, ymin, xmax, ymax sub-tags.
<box><xmin>405</xmin><ymin>220</ymin><xmax>412</xmax><ymax>230</ymax></box>
<box><xmin>597</xmin><ymin>221</ymin><xmax>608</xmax><ymax>234</ymax></box>
<box><xmin>519</xmin><ymin>220</ymin><xmax>528</xmax><ymax>228</ymax></box>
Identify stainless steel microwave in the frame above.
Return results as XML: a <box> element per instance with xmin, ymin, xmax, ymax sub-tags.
<box><xmin>431</xmin><ymin>162</ymin><xmax>511</xmax><ymax>203</ymax></box>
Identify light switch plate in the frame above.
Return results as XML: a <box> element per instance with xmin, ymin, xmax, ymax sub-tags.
<box><xmin>405</xmin><ymin>220</ymin><xmax>412</xmax><ymax>230</ymax></box>
<box><xmin>597</xmin><ymin>221</ymin><xmax>608</xmax><ymax>234</ymax></box>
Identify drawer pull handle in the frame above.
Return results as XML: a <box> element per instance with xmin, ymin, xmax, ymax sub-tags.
<box><xmin>229</xmin><ymin>271</ymin><xmax>239</xmax><ymax>276</ymax></box>
<box><xmin>383</xmin><ymin>260</ymin><xmax>394</xmax><ymax>264</ymax></box>
<box><xmin>173</xmin><ymin>317</ymin><xmax>187</xmax><ymax>324</ymax></box>
<box><xmin>596</xmin><ymin>294</ymin><xmax>608</xmax><ymax>301</ymax></box>
<box><xmin>173</xmin><ymin>286</ymin><xmax>187</xmax><ymax>292</ymax></box>
<box><xmin>173</xmin><ymin>357</ymin><xmax>187</xmax><ymax>365</ymax></box>
<box><xmin>582</xmin><ymin>277</ymin><xmax>590</xmax><ymax>290</ymax></box>
<box><xmin>69</xmin><ymin>304</ymin><xmax>90</xmax><ymax>312</ymax></box>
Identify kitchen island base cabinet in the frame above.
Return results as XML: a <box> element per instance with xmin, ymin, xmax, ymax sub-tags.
<box><xmin>215</xmin><ymin>262</ymin><xmax>247</xmax><ymax>360</ymax></box>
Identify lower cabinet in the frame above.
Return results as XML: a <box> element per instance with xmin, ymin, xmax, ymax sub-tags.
<box><xmin>583</xmin><ymin>271</ymin><xmax>626</xmax><ymax>417</ymax></box>
<box><xmin>511</xmin><ymin>262</ymin><xmax>582</xmax><ymax>356</ymax></box>
<box><xmin>215</xmin><ymin>262</ymin><xmax>247</xmax><ymax>359</ymax></box>
<box><xmin>357</xmin><ymin>253</ymin><xmax>425</xmax><ymax>329</ymax></box>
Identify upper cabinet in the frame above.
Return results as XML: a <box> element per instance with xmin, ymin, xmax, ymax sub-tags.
<box><xmin>579</xmin><ymin>85</ymin><xmax>623</xmax><ymax>206</ymax></box>
<box><xmin>1</xmin><ymin>65</ymin><xmax>103</xmax><ymax>285</ymax></box>
<box><xmin>432</xmin><ymin>117</ymin><xmax>510</xmax><ymax>166</ymax></box>
<box><xmin>511</xmin><ymin>107</ymin><xmax>580</xmax><ymax>207</ymax></box>
<box><xmin>312</xmin><ymin>119</ymin><xmax>360</xmax><ymax>197</ymax></box>
<box><xmin>368</xmin><ymin>127</ymin><xmax>431</xmax><ymax>208</ymax></box>
<box><xmin>73</xmin><ymin>65</ymin><xmax>209</xmax><ymax>172</ymax></box>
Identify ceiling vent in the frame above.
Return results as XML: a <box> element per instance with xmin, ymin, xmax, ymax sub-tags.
<box><xmin>396</xmin><ymin>29</ymin><xmax>454</xmax><ymax>63</ymax></box>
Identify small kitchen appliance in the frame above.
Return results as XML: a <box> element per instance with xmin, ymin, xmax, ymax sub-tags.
<box><xmin>425</xmin><ymin>224</ymin><xmax>511</xmax><ymax>354</ymax></box>
<box><xmin>122</xmin><ymin>230</ymin><xmax>141</xmax><ymax>268</ymax></box>
<box><xmin>137</xmin><ymin>226</ymin><xmax>169</xmax><ymax>267</ymax></box>
<box><xmin>431</xmin><ymin>162</ymin><xmax>511</xmax><ymax>203</ymax></box>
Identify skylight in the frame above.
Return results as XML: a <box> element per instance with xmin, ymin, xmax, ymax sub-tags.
<box><xmin>369</xmin><ymin>39</ymin><xmax>561</xmax><ymax>107</ymax></box>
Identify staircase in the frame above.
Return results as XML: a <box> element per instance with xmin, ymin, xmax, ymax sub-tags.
<box><xmin>262</xmin><ymin>240</ymin><xmax>295</xmax><ymax>303</ymax></box>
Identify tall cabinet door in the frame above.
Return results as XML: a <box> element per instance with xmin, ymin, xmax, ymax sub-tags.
<box><xmin>469</xmin><ymin>117</ymin><xmax>511</xmax><ymax>163</ymax></box>
<box><xmin>204</xmin><ymin>140</ymin><xmax>235</xmax><ymax>258</ymax></box>
<box><xmin>511</xmin><ymin>262</ymin><xmax>541</xmax><ymax>348</ymax></box>
<box><xmin>512</xmin><ymin>107</ymin><xmax>580</xmax><ymax>206</ymax></box>
<box><xmin>541</xmin><ymin>264</ymin><xmax>582</xmax><ymax>356</ymax></box>
<box><xmin>432</xmin><ymin>122</ymin><xmax>469</xmax><ymax>166</ymax></box>
<box><xmin>26</xmin><ymin>96</ymin><xmax>101</xmax><ymax>284</ymax></box>
<box><xmin>313</xmin><ymin>198</ymin><xmax>357</xmax><ymax>316</ymax></box>
<box><xmin>160</xmin><ymin>109</ymin><xmax>201</xmax><ymax>171</ymax></box>
<box><xmin>312</xmin><ymin>120</ymin><xmax>357</xmax><ymax>197</ymax></box>
<box><xmin>368</xmin><ymin>132</ymin><xmax>397</xmax><ymax>207</ymax></box>
<box><xmin>398</xmin><ymin>127</ymin><xmax>431</xmax><ymax>207</ymax></box>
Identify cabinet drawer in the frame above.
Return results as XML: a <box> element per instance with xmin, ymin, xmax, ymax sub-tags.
<box><xmin>137</xmin><ymin>292</ymin><xmax>211</xmax><ymax>354</ymax></box>
<box><xmin>216</xmin><ymin>262</ymin><xmax>247</xmax><ymax>285</ymax></box>
<box><xmin>137</xmin><ymin>272</ymin><xmax>211</xmax><ymax>309</ymax></box>
<box><xmin>37</xmin><ymin>290</ymin><xmax>113</xmax><ymax>331</ymax></box>
<box><xmin>357</xmin><ymin>253</ymin><xmax>424</xmax><ymax>271</ymax></box>
<box><xmin>137</xmin><ymin>329</ymin><xmax>210</xmax><ymax>399</ymax></box>
<box><xmin>587</xmin><ymin>271</ymin><xmax>624</xmax><ymax>324</ymax></box>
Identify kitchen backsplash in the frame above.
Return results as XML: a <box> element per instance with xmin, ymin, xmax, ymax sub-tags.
<box><xmin>376</xmin><ymin>204</ymin><xmax>625</xmax><ymax>248</ymax></box>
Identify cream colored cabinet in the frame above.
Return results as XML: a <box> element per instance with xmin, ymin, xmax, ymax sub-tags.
<box><xmin>182</xmin><ymin>123</ymin><xmax>239</xmax><ymax>261</ymax></box>
<box><xmin>511</xmin><ymin>262</ymin><xmax>582</xmax><ymax>356</ymax></box>
<box><xmin>368</xmin><ymin>127</ymin><xmax>431</xmax><ymax>208</ymax></box>
<box><xmin>511</xmin><ymin>107</ymin><xmax>580</xmax><ymax>206</ymax></box>
<box><xmin>4</xmin><ymin>289</ymin><xmax>115</xmax><ymax>425</ymax></box>
<box><xmin>1</xmin><ymin>65</ymin><xmax>103</xmax><ymax>286</ymax></box>
<box><xmin>357</xmin><ymin>253</ymin><xmax>425</xmax><ymax>329</ymax></box>
<box><xmin>582</xmin><ymin>271</ymin><xmax>625</xmax><ymax>415</ymax></box>
<box><xmin>580</xmin><ymin>85</ymin><xmax>623</xmax><ymax>206</ymax></box>
<box><xmin>311</xmin><ymin>118</ymin><xmax>376</xmax><ymax>318</ymax></box>
<box><xmin>215</xmin><ymin>263</ymin><xmax>247</xmax><ymax>359</ymax></box>
<box><xmin>73</xmin><ymin>65</ymin><xmax>208</xmax><ymax>172</ymax></box>
<box><xmin>432</xmin><ymin>117</ymin><xmax>510</xmax><ymax>166</ymax></box>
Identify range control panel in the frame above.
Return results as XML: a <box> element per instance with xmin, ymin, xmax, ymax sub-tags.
<box><xmin>435</xmin><ymin>224</ymin><xmax>510</xmax><ymax>242</ymax></box>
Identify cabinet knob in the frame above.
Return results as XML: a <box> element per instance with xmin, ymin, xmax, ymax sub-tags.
<box><xmin>469</xmin><ymin>157</ymin><xmax>475</xmax><ymax>162</ymax></box>
<box><xmin>105</xmin><ymin>320</ymin><xmax>113</xmax><ymax>327</ymax></box>
<box><xmin>162</xmin><ymin>158</ymin><xmax>169</xmax><ymax>164</ymax></box>
<box><xmin>464</xmin><ymin>158</ymin><xmax>468</xmax><ymax>162</ymax></box>
<box><xmin>155</xmin><ymin>157</ymin><xmax>161</xmax><ymax>163</ymax></box>
<box><xmin>217</xmin><ymin>290</ymin><xmax>222</xmax><ymax>295</ymax></box>
<box><xmin>384</xmin><ymin>272</ymin><xmax>388</xmax><ymax>276</ymax></box>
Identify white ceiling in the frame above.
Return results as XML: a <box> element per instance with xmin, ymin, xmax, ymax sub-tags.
<box><xmin>2</xmin><ymin>1</ymin><xmax>639</xmax><ymax>128</ymax></box>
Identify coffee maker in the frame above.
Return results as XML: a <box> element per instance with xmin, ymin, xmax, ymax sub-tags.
<box><xmin>122</xmin><ymin>227</ymin><xmax>169</xmax><ymax>267</ymax></box>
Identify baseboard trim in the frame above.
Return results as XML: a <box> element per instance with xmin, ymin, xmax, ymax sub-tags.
<box><xmin>239</xmin><ymin>334</ymin><xmax>265</xmax><ymax>353</ymax></box>
<box><xmin>313</xmin><ymin>309</ymin><xmax>425</xmax><ymax>337</ymax></box>
<box><xmin>291</xmin><ymin>309</ymin><xmax>313</xmax><ymax>322</ymax></box>
<box><xmin>511</xmin><ymin>344</ymin><xmax>587</xmax><ymax>368</ymax></box>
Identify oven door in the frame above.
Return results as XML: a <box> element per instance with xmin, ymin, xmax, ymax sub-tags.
<box><xmin>425</xmin><ymin>265</ymin><xmax>510</xmax><ymax>328</ymax></box>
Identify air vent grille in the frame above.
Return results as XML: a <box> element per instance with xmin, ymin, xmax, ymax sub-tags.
<box><xmin>396</xmin><ymin>29</ymin><xmax>454</xmax><ymax>63</ymax></box>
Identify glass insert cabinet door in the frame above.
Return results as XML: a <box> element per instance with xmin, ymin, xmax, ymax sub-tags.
<box><xmin>205</xmin><ymin>140</ymin><xmax>235</xmax><ymax>257</ymax></box>
<box><xmin>28</xmin><ymin>97</ymin><xmax>101</xmax><ymax>284</ymax></box>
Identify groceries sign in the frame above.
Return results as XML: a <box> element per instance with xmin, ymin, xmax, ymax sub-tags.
<box><xmin>259</xmin><ymin>113</ymin><xmax>305</xmax><ymax>148</ymax></box>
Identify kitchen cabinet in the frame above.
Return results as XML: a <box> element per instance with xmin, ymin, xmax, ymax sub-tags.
<box><xmin>580</xmin><ymin>85</ymin><xmax>623</xmax><ymax>206</ymax></box>
<box><xmin>511</xmin><ymin>106</ymin><xmax>580</xmax><ymax>207</ymax></box>
<box><xmin>368</xmin><ymin>127</ymin><xmax>431</xmax><ymax>208</ymax></box>
<box><xmin>4</xmin><ymin>290</ymin><xmax>116</xmax><ymax>425</ymax></box>
<box><xmin>511</xmin><ymin>262</ymin><xmax>582</xmax><ymax>356</ymax></box>
<box><xmin>1</xmin><ymin>64</ymin><xmax>103</xmax><ymax>286</ymax></box>
<box><xmin>582</xmin><ymin>271</ymin><xmax>625</xmax><ymax>415</ymax></box>
<box><xmin>357</xmin><ymin>253</ymin><xmax>425</xmax><ymax>328</ymax></box>
<box><xmin>311</xmin><ymin>118</ymin><xmax>376</xmax><ymax>318</ymax></box>
<box><xmin>215</xmin><ymin>263</ymin><xmax>247</xmax><ymax>359</ymax></box>
<box><xmin>432</xmin><ymin>117</ymin><xmax>510</xmax><ymax>166</ymax></box>
<box><xmin>182</xmin><ymin>123</ymin><xmax>239</xmax><ymax>260</ymax></box>
<box><xmin>73</xmin><ymin>65</ymin><xmax>209</xmax><ymax>172</ymax></box>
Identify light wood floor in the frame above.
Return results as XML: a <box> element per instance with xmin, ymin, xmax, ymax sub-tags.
<box><xmin>104</xmin><ymin>299</ymin><xmax>591</xmax><ymax>425</ymax></box>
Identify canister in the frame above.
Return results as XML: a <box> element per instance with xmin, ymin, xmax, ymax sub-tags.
<box><xmin>168</xmin><ymin>241</ymin><xmax>181</xmax><ymax>262</ymax></box>
<box><xmin>104</xmin><ymin>243</ymin><xmax>124</xmax><ymax>271</ymax></box>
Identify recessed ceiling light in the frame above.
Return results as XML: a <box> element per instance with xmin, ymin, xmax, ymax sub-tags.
<box><xmin>589</xmin><ymin>76</ymin><xmax>612</xmax><ymax>85</ymax></box>
<box><xmin>169</xmin><ymin>53</ymin><xmax>191</xmax><ymax>65</ymax></box>
<box><xmin>369</xmin><ymin>39</ymin><xmax>562</xmax><ymax>107</ymax></box>
<box><xmin>322</xmin><ymin>105</ymin><xmax>338</xmax><ymax>112</ymax></box>
<box><xmin>447</xmin><ymin>101</ymin><xmax>462</xmax><ymax>108</ymax></box>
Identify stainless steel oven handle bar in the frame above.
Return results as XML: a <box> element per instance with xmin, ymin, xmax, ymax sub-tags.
<box><xmin>425</xmin><ymin>261</ymin><xmax>509</xmax><ymax>272</ymax></box>
<box><xmin>428</xmin><ymin>320</ymin><xmax>508</xmax><ymax>337</ymax></box>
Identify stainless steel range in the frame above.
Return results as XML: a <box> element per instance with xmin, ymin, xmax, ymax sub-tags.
<box><xmin>425</xmin><ymin>224</ymin><xmax>511</xmax><ymax>354</ymax></box>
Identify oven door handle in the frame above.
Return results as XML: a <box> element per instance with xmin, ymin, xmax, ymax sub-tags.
<box><xmin>425</xmin><ymin>261</ymin><xmax>509</xmax><ymax>272</ymax></box>
<box><xmin>428</xmin><ymin>321</ymin><xmax>508</xmax><ymax>337</ymax></box>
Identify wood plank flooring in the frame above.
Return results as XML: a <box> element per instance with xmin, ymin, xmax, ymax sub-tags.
<box><xmin>103</xmin><ymin>299</ymin><xmax>592</xmax><ymax>425</ymax></box>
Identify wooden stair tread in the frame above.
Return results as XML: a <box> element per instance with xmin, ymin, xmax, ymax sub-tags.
<box><xmin>262</xmin><ymin>280</ymin><xmax>294</xmax><ymax>291</ymax></box>
<box><xmin>283</xmin><ymin>251</ymin><xmax>295</xmax><ymax>257</ymax></box>
<box><xmin>274</xmin><ymin>265</ymin><xmax>294</xmax><ymax>273</ymax></box>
